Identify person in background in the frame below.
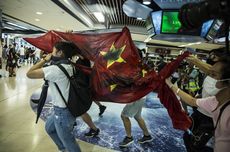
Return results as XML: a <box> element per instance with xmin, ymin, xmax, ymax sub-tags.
<box><xmin>6</xmin><ymin>44</ymin><xmax>18</xmax><ymax>77</ymax></box>
<box><xmin>119</xmin><ymin>97</ymin><xmax>152</xmax><ymax>147</ymax></box>
<box><xmin>19</xmin><ymin>45</ymin><xmax>25</xmax><ymax>64</ymax></box>
<box><xmin>156</xmin><ymin>55</ymin><xmax>166</xmax><ymax>72</ymax></box>
<box><xmin>2</xmin><ymin>44</ymin><xmax>8</xmax><ymax>63</ymax></box>
<box><xmin>27</xmin><ymin>41</ymin><xmax>82</xmax><ymax>152</ymax></box>
<box><xmin>33</xmin><ymin>48</ymin><xmax>42</xmax><ymax>63</ymax></box>
<box><xmin>165</xmin><ymin>56</ymin><xmax>230</xmax><ymax>152</ymax></box>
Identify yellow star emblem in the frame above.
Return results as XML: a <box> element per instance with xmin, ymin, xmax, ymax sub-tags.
<box><xmin>142</xmin><ymin>69</ymin><xmax>147</xmax><ymax>77</ymax></box>
<box><xmin>110</xmin><ymin>84</ymin><xmax>117</xmax><ymax>92</ymax></box>
<box><xmin>100</xmin><ymin>43</ymin><xmax>126</xmax><ymax>68</ymax></box>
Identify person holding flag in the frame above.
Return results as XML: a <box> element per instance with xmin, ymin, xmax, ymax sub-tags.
<box><xmin>27</xmin><ymin>41</ymin><xmax>82</xmax><ymax>152</ymax></box>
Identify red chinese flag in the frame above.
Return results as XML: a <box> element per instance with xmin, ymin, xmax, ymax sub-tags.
<box><xmin>24</xmin><ymin>31</ymin><xmax>63</xmax><ymax>53</ymax></box>
<box><xmin>24</xmin><ymin>27</ymin><xmax>191</xmax><ymax>130</ymax></box>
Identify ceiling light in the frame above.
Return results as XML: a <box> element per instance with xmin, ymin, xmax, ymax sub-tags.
<box><xmin>143</xmin><ymin>0</ymin><xmax>151</xmax><ymax>5</ymax></box>
<box><xmin>93</xmin><ymin>12</ymin><xmax>105</xmax><ymax>22</ymax></box>
<box><xmin>6</xmin><ymin>22</ymin><xmax>28</xmax><ymax>30</ymax></box>
<box><xmin>4</xmin><ymin>27</ymin><xmax>14</xmax><ymax>30</ymax></box>
<box><xmin>35</xmin><ymin>19</ymin><xmax>40</xmax><ymax>21</ymax></box>
<box><xmin>36</xmin><ymin>12</ymin><xmax>43</xmax><ymax>15</ymax></box>
<box><xmin>137</xmin><ymin>17</ymin><xmax>143</xmax><ymax>20</ymax></box>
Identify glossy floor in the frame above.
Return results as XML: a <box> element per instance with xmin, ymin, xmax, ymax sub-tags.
<box><xmin>0</xmin><ymin>64</ymin><xmax>116</xmax><ymax>152</ymax></box>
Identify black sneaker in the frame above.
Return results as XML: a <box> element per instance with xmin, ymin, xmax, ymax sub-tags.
<box><xmin>84</xmin><ymin>128</ymin><xmax>100</xmax><ymax>137</ymax></box>
<box><xmin>119</xmin><ymin>136</ymin><xmax>134</xmax><ymax>147</ymax></box>
<box><xmin>138</xmin><ymin>135</ymin><xmax>153</xmax><ymax>144</ymax></box>
<box><xmin>99</xmin><ymin>105</ymin><xmax>106</xmax><ymax>116</ymax></box>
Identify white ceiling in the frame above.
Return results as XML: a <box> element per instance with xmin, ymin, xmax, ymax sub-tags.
<box><xmin>0</xmin><ymin>0</ymin><xmax>88</xmax><ymax>32</ymax></box>
<box><xmin>0</xmin><ymin>0</ymin><xmax>150</xmax><ymax>41</ymax></box>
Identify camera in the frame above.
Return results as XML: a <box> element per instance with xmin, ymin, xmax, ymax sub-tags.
<box><xmin>179</xmin><ymin>0</ymin><xmax>230</xmax><ymax>29</ymax></box>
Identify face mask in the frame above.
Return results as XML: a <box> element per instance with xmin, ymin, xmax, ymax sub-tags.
<box><xmin>51</xmin><ymin>55</ymin><xmax>63</xmax><ymax>62</ymax></box>
<box><xmin>202</xmin><ymin>76</ymin><xmax>230</xmax><ymax>97</ymax></box>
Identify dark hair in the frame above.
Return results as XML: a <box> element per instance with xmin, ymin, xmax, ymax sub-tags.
<box><xmin>218</xmin><ymin>56</ymin><xmax>230</xmax><ymax>84</ymax></box>
<box><xmin>210</xmin><ymin>47</ymin><xmax>227</xmax><ymax>57</ymax></box>
<box><xmin>54</xmin><ymin>41</ymin><xmax>81</xmax><ymax>59</ymax></box>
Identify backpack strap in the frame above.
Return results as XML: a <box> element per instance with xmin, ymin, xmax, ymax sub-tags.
<box><xmin>214</xmin><ymin>100</ymin><xmax>230</xmax><ymax>130</ymax></box>
<box><xmin>53</xmin><ymin>64</ymin><xmax>75</xmax><ymax>107</ymax></box>
<box><xmin>56</xmin><ymin>64</ymin><xmax>71</xmax><ymax>79</ymax></box>
<box><xmin>54</xmin><ymin>83</ymin><xmax>68</xmax><ymax>107</ymax></box>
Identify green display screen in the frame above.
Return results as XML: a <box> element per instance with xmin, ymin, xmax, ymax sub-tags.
<box><xmin>161</xmin><ymin>11</ymin><xmax>181</xmax><ymax>33</ymax></box>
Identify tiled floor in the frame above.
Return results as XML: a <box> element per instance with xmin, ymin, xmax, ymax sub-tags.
<box><xmin>0</xmin><ymin>64</ymin><xmax>116</xmax><ymax>152</ymax></box>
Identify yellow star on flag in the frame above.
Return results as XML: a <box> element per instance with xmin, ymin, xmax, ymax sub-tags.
<box><xmin>110</xmin><ymin>84</ymin><xmax>117</xmax><ymax>92</ymax></box>
<box><xmin>142</xmin><ymin>69</ymin><xmax>147</xmax><ymax>77</ymax></box>
<box><xmin>100</xmin><ymin>43</ymin><xmax>126</xmax><ymax>68</ymax></box>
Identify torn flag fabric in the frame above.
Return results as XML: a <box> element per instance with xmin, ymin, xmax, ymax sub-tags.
<box><xmin>24</xmin><ymin>27</ymin><xmax>191</xmax><ymax>130</ymax></box>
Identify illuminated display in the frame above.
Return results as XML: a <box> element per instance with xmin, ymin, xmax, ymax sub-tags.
<box><xmin>151</xmin><ymin>11</ymin><xmax>162</xmax><ymax>34</ymax></box>
<box><xmin>201</xmin><ymin>20</ymin><xmax>214</xmax><ymax>37</ymax></box>
<box><xmin>161</xmin><ymin>11</ymin><xmax>181</xmax><ymax>34</ymax></box>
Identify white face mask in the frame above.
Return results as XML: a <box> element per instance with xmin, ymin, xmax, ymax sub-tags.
<box><xmin>202</xmin><ymin>76</ymin><xmax>230</xmax><ymax>97</ymax></box>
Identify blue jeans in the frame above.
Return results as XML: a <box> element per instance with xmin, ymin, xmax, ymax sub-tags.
<box><xmin>45</xmin><ymin>106</ymin><xmax>81</xmax><ymax>152</ymax></box>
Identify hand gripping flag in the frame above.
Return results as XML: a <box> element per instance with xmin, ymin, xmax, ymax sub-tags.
<box><xmin>24</xmin><ymin>27</ymin><xmax>191</xmax><ymax>130</ymax></box>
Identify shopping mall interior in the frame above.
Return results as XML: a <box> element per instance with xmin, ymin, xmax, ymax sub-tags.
<box><xmin>0</xmin><ymin>0</ymin><xmax>229</xmax><ymax>152</ymax></box>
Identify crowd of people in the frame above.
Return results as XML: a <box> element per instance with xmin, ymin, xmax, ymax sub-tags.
<box><xmin>26</xmin><ymin>41</ymin><xmax>229</xmax><ymax>152</ymax></box>
<box><xmin>0</xmin><ymin>43</ymin><xmax>43</xmax><ymax>77</ymax></box>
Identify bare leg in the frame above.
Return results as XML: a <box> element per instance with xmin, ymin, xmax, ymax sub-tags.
<box><xmin>94</xmin><ymin>101</ymin><xmax>106</xmax><ymax>116</ymax></box>
<box><xmin>134</xmin><ymin>116</ymin><xmax>150</xmax><ymax>136</ymax></box>
<box><xmin>121</xmin><ymin>114</ymin><xmax>132</xmax><ymax>137</ymax></box>
<box><xmin>81</xmin><ymin>113</ymin><xmax>97</xmax><ymax>130</ymax></box>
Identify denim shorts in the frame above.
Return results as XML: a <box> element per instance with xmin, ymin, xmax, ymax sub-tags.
<box><xmin>121</xmin><ymin>98</ymin><xmax>145</xmax><ymax>118</ymax></box>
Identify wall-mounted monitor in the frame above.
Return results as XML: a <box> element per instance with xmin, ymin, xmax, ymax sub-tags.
<box><xmin>161</xmin><ymin>11</ymin><xmax>182</xmax><ymax>34</ymax></box>
<box><xmin>206</xmin><ymin>19</ymin><xmax>223</xmax><ymax>41</ymax></box>
<box><xmin>145</xmin><ymin>14</ymin><xmax>155</xmax><ymax>36</ymax></box>
<box><xmin>151</xmin><ymin>10</ymin><xmax>162</xmax><ymax>34</ymax></box>
<box><xmin>200</xmin><ymin>20</ymin><xmax>214</xmax><ymax>37</ymax></box>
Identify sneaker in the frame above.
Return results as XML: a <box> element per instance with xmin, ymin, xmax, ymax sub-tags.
<box><xmin>99</xmin><ymin>105</ymin><xmax>106</xmax><ymax>116</ymax></box>
<box><xmin>84</xmin><ymin>128</ymin><xmax>100</xmax><ymax>137</ymax></box>
<box><xmin>119</xmin><ymin>136</ymin><xmax>134</xmax><ymax>147</ymax></box>
<box><xmin>138</xmin><ymin>135</ymin><xmax>153</xmax><ymax>144</ymax></box>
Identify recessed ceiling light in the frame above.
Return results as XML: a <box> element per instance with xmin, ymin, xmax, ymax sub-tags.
<box><xmin>143</xmin><ymin>0</ymin><xmax>151</xmax><ymax>5</ymax></box>
<box><xmin>35</xmin><ymin>19</ymin><xmax>40</xmax><ymax>21</ymax></box>
<box><xmin>36</xmin><ymin>12</ymin><xmax>43</xmax><ymax>15</ymax></box>
<box><xmin>93</xmin><ymin>12</ymin><xmax>105</xmax><ymax>22</ymax></box>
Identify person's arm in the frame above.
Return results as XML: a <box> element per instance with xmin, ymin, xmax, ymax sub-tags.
<box><xmin>186</xmin><ymin>55</ymin><xmax>212</xmax><ymax>74</ymax></box>
<box><xmin>27</xmin><ymin>54</ymin><xmax>52</xmax><ymax>79</ymax></box>
<box><xmin>165</xmin><ymin>78</ymin><xmax>198</xmax><ymax>107</ymax></box>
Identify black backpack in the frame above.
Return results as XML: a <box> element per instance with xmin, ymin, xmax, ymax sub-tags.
<box><xmin>54</xmin><ymin>64</ymin><xmax>92</xmax><ymax>117</ymax></box>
